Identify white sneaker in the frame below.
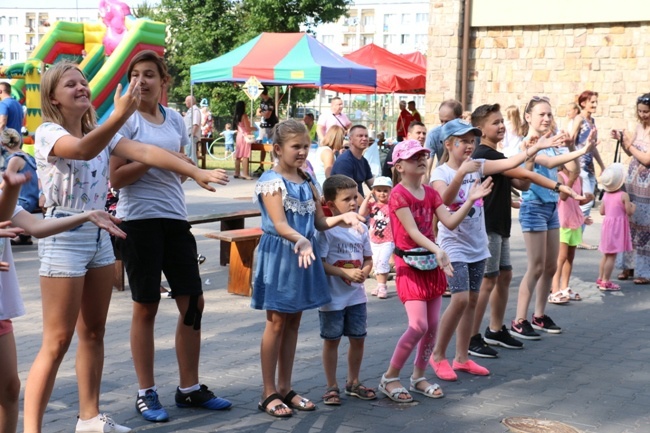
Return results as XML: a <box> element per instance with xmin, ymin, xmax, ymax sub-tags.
<box><xmin>75</xmin><ymin>414</ymin><xmax>131</xmax><ymax>433</ymax></box>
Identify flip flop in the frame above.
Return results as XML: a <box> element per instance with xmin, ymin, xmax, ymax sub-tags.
<box><xmin>618</xmin><ymin>269</ymin><xmax>634</xmax><ymax>280</ymax></box>
<box><xmin>634</xmin><ymin>278</ymin><xmax>650</xmax><ymax>285</ymax></box>
<box><xmin>577</xmin><ymin>244</ymin><xmax>598</xmax><ymax>250</ymax></box>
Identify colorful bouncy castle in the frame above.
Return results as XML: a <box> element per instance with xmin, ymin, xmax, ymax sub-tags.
<box><xmin>0</xmin><ymin>0</ymin><xmax>166</xmax><ymax>133</ymax></box>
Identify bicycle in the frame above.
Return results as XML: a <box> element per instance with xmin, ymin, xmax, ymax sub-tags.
<box><xmin>205</xmin><ymin>137</ymin><xmax>234</xmax><ymax>161</ymax></box>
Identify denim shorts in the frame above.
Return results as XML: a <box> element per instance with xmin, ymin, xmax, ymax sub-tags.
<box><xmin>448</xmin><ymin>260</ymin><xmax>486</xmax><ymax>294</ymax></box>
<box><xmin>39</xmin><ymin>207</ymin><xmax>115</xmax><ymax>278</ymax></box>
<box><xmin>484</xmin><ymin>233</ymin><xmax>512</xmax><ymax>278</ymax></box>
<box><xmin>519</xmin><ymin>200</ymin><xmax>560</xmax><ymax>232</ymax></box>
<box><xmin>319</xmin><ymin>303</ymin><xmax>367</xmax><ymax>340</ymax></box>
<box><xmin>225</xmin><ymin>142</ymin><xmax>235</xmax><ymax>152</ymax></box>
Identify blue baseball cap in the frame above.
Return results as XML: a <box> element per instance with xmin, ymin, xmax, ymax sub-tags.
<box><xmin>441</xmin><ymin>118</ymin><xmax>481</xmax><ymax>142</ymax></box>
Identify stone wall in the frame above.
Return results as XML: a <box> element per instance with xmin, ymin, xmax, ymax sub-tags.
<box><xmin>426</xmin><ymin>1</ymin><xmax>650</xmax><ymax>165</ymax></box>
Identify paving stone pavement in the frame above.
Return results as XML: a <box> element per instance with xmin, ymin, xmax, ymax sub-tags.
<box><xmin>11</xmin><ymin>178</ymin><xmax>650</xmax><ymax>433</ymax></box>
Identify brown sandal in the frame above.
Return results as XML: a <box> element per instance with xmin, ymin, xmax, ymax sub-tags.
<box><xmin>618</xmin><ymin>269</ymin><xmax>634</xmax><ymax>280</ymax></box>
<box><xmin>322</xmin><ymin>386</ymin><xmax>341</xmax><ymax>406</ymax></box>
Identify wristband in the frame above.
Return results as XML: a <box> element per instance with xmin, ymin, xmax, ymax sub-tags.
<box><xmin>553</xmin><ymin>182</ymin><xmax>561</xmax><ymax>193</ymax></box>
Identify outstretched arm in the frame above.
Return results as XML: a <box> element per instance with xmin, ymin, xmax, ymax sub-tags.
<box><xmin>435</xmin><ymin>177</ymin><xmax>493</xmax><ymax>230</ymax></box>
<box><xmin>49</xmin><ymin>80</ymin><xmax>141</xmax><ymax>161</ymax></box>
<box><xmin>112</xmin><ymin>138</ymin><xmax>228</xmax><ymax>192</ymax></box>
<box><xmin>11</xmin><ymin>209</ymin><xmax>126</xmax><ymax>239</ymax></box>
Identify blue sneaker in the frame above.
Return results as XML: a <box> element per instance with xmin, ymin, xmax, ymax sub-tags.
<box><xmin>175</xmin><ymin>384</ymin><xmax>232</xmax><ymax>410</ymax></box>
<box><xmin>135</xmin><ymin>389</ymin><xmax>169</xmax><ymax>422</ymax></box>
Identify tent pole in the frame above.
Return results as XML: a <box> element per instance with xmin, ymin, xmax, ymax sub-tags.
<box><xmin>287</xmin><ymin>86</ymin><xmax>291</xmax><ymax>120</ymax></box>
<box><xmin>374</xmin><ymin>88</ymin><xmax>377</xmax><ymax>135</ymax></box>
<box><xmin>318</xmin><ymin>87</ymin><xmax>322</xmax><ymax>119</ymax></box>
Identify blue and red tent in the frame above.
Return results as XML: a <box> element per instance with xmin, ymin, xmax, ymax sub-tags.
<box><xmin>190</xmin><ymin>32</ymin><xmax>376</xmax><ymax>87</ymax></box>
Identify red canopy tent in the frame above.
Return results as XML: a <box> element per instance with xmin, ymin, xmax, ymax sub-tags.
<box><xmin>320</xmin><ymin>44</ymin><xmax>426</xmax><ymax>94</ymax></box>
<box><xmin>399</xmin><ymin>51</ymin><xmax>426</xmax><ymax>69</ymax></box>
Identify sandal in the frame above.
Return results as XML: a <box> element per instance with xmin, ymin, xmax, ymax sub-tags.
<box><xmin>633</xmin><ymin>277</ymin><xmax>650</xmax><ymax>285</ymax></box>
<box><xmin>599</xmin><ymin>280</ymin><xmax>621</xmax><ymax>291</ymax></box>
<box><xmin>378</xmin><ymin>374</ymin><xmax>413</xmax><ymax>403</ymax></box>
<box><xmin>345</xmin><ymin>382</ymin><xmax>377</xmax><ymax>400</ymax></box>
<box><xmin>409</xmin><ymin>377</ymin><xmax>444</xmax><ymax>399</ymax></box>
<box><xmin>548</xmin><ymin>292</ymin><xmax>569</xmax><ymax>304</ymax></box>
<box><xmin>322</xmin><ymin>386</ymin><xmax>341</xmax><ymax>406</ymax></box>
<box><xmin>258</xmin><ymin>393</ymin><xmax>292</xmax><ymax>418</ymax></box>
<box><xmin>559</xmin><ymin>288</ymin><xmax>581</xmax><ymax>301</ymax></box>
<box><xmin>283</xmin><ymin>390</ymin><xmax>316</xmax><ymax>411</ymax></box>
<box><xmin>618</xmin><ymin>269</ymin><xmax>634</xmax><ymax>280</ymax></box>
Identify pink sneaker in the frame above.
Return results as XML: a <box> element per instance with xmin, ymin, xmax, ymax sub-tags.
<box><xmin>377</xmin><ymin>286</ymin><xmax>388</xmax><ymax>299</ymax></box>
<box><xmin>598</xmin><ymin>280</ymin><xmax>621</xmax><ymax>291</ymax></box>
<box><xmin>370</xmin><ymin>288</ymin><xmax>378</xmax><ymax>296</ymax></box>
<box><xmin>452</xmin><ymin>359</ymin><xmax>490</xmax><ymax>376</ymax></box>
<box><xmin>431</xmin><ymin>359</ymin><xmax>457</xmax><ymax>381</ymax></box>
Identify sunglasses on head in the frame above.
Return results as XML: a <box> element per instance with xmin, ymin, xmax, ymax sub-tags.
<box><xmin>637</xmin><ymin>95</ymin><xmax>650</xmax><ymax>105</ymax></box>
<box><xmin>525</xmin><ymin>96</ymin><xmax>551</xmax><ymax>113</ymax></box>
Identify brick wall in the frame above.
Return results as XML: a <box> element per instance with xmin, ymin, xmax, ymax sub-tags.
<box><xmin>426</xmin><ymin>1</ymin><xmax>650</xmax><ymax>165</ymax></box>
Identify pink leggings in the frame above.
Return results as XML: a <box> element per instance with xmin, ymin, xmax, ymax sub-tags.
<box><xmin>389</xmin><ymin>298</ymin><xmax>442</xmax><ymax>371</ymax></box>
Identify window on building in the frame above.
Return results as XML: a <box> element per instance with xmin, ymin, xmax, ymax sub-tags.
<box><xmin>0</xmin><ymin>35</ymin><xmax>4</xmax><ymax>43</ymax></box>
<box><xmin>10</xmin><ymin>52</ymin><xmax>19</xmax><ymax>61</ymax></box>
<box><xmin>55</xmin><ymin>17</ymin><xmax>66</xmax><ymax>22</ymax></box>
<box><xmin>383</xmin><ymin>34</ymin><xmax>396</xmax><ymax>46</ymax></box>
<box><xmin>401</xmin><ymin>34</ymin><xmax>410</xmax><ymax>45</ymax></box>
<box><xmin>383</xmin><ymin>14</ymin><xmax>397</xmax><ymax>29</ymax></box>
<box><xmin>416</xmin><ymin>13</ymin><xmax>429</xmax><ymax>23</ymax></box>
<box><xmin>401</xmin><ymin>14</ymin><xmax>411</xmax><ymax>25</ymax></box>
<box><xmin>322</xmin><ymin>35</ymin><xmax>334</xmax><ymax>45</ymax></box>
<box><xmin>361</xmin><ymin>35</ymin><xmax>373</xmax><ymax>45</ymax></box>
<box><xmin>362</xmin><ymin>15</ymin><xmax>374</xmax><ymax>26</ymax></box>
<box><xmin>9</xmin><ymin>35</ymin><xmax>19</xmax><ymax>44</ymax></box>
<box><xmin>69</xmin><ymin>17</ymin><xmax>78</xmax><ymax>22</ymax></box>
<box><xmin>8</xmin><ymin>17</ymin><xmax>18</xmax><ymax>25</ymax></box>
<box><xmin>0</xmin><ymin>17</ymin><xmax>6</xmax><ymax>26</ymax></box>
<box><xmin>415</xmin><ymin>34</ymin><xmax>428</xmax><ymax>46</ymax></box>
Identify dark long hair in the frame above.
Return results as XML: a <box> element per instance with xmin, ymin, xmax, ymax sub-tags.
<box><xmin>233</xmin><ymin>101</ymin><xmax>245</xmax><ymax>129</ymax></box>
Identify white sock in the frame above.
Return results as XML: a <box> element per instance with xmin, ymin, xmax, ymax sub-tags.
<box><xmin>138</xmin><ymin>385</ymin><xmax>157</xmax><ymax>397</ymax></box>
<box><xmin>178</xmin><ymin>383</ymin><xmax>201</xmax><ymax>394</ymax></box>
<box><xmin>77</xmin><ymin>414</ymin><xmax>100</xmax><ymax>424</ymax></box>
<box><xmin>489</xmin><ymin>328</ymin><xmax>500</xmax><ymax>333</ymax></box>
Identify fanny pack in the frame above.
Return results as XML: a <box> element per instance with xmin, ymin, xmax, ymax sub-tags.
<box><xmin>394</xmin><ymin>246</ymin><xmax>438</xmax><ymax>271</ymax></box>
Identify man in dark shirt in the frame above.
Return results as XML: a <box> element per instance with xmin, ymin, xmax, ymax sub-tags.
<box><xmin>331</xmin><ymin>125</ymin><xmax>374</xmax><ymax>203</ymax></box>
<box><xmin>255</xmin><ymin>88</ymin><xmax>279</xmax><ymax>176</ymax></box>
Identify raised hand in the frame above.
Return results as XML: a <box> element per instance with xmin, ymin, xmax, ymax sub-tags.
<box><xmin>86</xmin><ymin>210</ymin><xmax>127</xmax><ymax>239</ymax></box>
<box><xmin>294</xmin><ymin>236</ymin><xmax>315</xmax><ymax>268</ymax></box>
<box><xmin>468</xmin><ymin>176</ymin><xmax>493</xmax><ymax>201</ymax></box>
<box><xmin>113</xmin><ymin>78</ymin><xmax>141</xmax><ymax>119</ymax></box>
<box><xmin>194</xmin><ymin>169</ymin><xmax>230</xmax><ymax>192</ymax></box>
<box><xmin>459</xmin><ymin>158</ymin><xmax>481</xmax><ymax>175</ymax></box>
<box><xmin>583</xmin><ymin>127</ymin><xmax>598</xmax><ymax>153</ymax></box>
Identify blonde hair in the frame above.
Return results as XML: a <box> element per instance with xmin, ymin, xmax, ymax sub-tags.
<box><xmin>321</xmin><ymin>125</ymin><xmax>345</xmax><ymax>152</ymax></box>
<box><xmin>505</xmin><ymin>105</ymin><xmax>524</xmax><ymax>137</ymax></box>
<box><xmin>0</xmin><ymin>128</ymin><xmax>21</xmax><ymax>148</ymax></box>
<box><xmin>41</xmin><ymin>62</ymin><xmax>97</xmax><ymax>135</ymax></box>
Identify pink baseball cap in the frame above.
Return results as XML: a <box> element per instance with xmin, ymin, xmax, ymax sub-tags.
<box><xmin>389</xmin><ymin>139</ymin><xmax>431</xmax><ymax>165</ymax></box>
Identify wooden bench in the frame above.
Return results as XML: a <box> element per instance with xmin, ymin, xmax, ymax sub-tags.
<box><xmin>249</xmin><ymin>142</ymin><xmax>274</xmax><ymax>174</ymax></box>
<box><xmin>113</xmin><ymin>209</ymin><xmax>261</xmax><ymax>291</ymax></box>
<box><xmin>204</xmin><ymin>228</ymin><xmax>263</xmax><ymax>296</ymax></box>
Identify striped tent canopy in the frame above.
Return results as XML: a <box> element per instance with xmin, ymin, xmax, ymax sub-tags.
<box><xmin>190</xmin><ymin>32</ymin><xmax>376</xmax><ymax>87</ymax></box>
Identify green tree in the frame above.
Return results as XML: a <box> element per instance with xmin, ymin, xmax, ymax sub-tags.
<box><xmin>155</xmin><ymin>0</ymin><xmax>351</xmax><ymax>116</ymax></box>
<box><xmin>131</xmin><ymin>1</ymin><xmax>157</xmax><ymax>19</ymax></box>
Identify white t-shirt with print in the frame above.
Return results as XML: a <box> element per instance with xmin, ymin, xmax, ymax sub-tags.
<box><xmin>431</xmin><ymin>161</ymin><xmax>489</xmax><ymax>263</ymax></box>
<box><xmin>35</xmin><ymin>122</ymin><xmax>121</xmax><ymax>210</ymax></box>
<box><xmin>0</xmin><ymin>206</ymin><xmax>25</xmax><ymax>320</ymax></box>
<box><xmin>316</xmin><ymin>225</ymin><xmax>371</xmax><ymax>312</ymax></box>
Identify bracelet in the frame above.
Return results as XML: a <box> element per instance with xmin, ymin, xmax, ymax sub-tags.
<box><xmin>553</xmin><ymin>182</ymin><xmax>561</xmax><ymax>193</ymax></box>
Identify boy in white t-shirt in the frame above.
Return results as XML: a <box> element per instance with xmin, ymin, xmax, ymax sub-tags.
<box><xmin>316</xmin><ymin>175</ymin><xmax>376</xmax><ymax>406</ymax></box>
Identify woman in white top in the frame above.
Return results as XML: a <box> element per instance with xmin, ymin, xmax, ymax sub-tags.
<box><xmin>24</xmin><ymin>61</ymin><xmax>228</xmax><ymax>433</ymax></box>
<box><xmin>308</xmin><ymin>125</ymin><xmax>344</xmax><ymax>186</ymax></box>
